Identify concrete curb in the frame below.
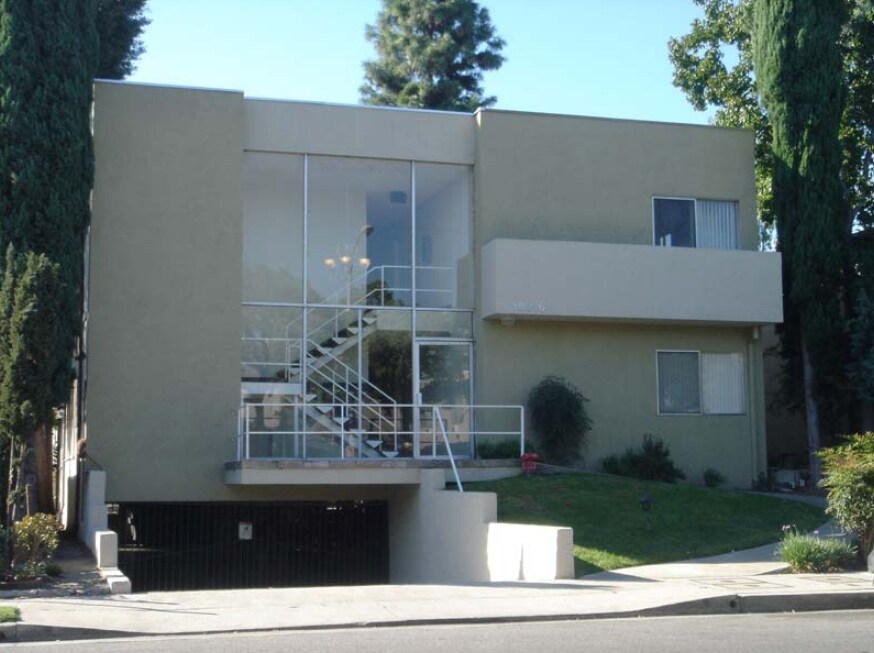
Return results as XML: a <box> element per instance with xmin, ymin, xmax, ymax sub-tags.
<box><xmin>5</xmin><ymin>588</ymin><xmax>874</xmax><ymax>643</ymax></box>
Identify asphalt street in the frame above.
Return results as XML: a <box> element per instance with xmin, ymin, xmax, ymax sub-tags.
<box><xmin>7</xmin><ymin>610</ymin><xmax>873</xmax><ymax>653</ymax></box>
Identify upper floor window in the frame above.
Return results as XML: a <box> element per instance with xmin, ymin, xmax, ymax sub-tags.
<box><xmin>653</xmin><ymin>198</ymin><xmax>738</xmax><ymax>250</ymax></box>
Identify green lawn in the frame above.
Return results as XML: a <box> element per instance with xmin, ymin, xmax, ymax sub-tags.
<box><xmin>466</xmin><ymin>473</ymin><xmax>825</xmax><ymax>576</ymax></box>
<box><xmin>0</xmin><ymin>606</ymin><xmax>20</xmax><ymax>623</ymax></box>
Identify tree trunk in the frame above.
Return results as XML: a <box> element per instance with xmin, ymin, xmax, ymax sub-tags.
<box><xmin>6</xmin><ymin>440</ymin><xmax>18</xmax><ymax>525</ymax></box>
<box><xmin>860</xmin><ymin>400</ymin><xmax>874</xmax><ymax>433</ymax></box>
<box><xmin>33</xmin><ymin>422</ymin><xmax>54</xmax><ymax>514</ymax></box>
<box><xmin>22</xmin><ymin>441</ymin><xmax>36</xmax><ymax>517</ymax></box>
<box><xmin>802</xmin><ymin>339</ymin><xmax>822</xmax><ymax>483</ymax></box>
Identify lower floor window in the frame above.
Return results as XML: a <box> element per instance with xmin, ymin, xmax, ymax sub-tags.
<box><xmin>657</xmin><ymin>351</ymin><xmax>745</xmax><ymax>415</ymax></box>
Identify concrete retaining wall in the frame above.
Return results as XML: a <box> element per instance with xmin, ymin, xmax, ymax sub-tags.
<box><xmin>487</xmin><ymin>523</ymin><xmax>575</xmax><ymax>581</ymax></box>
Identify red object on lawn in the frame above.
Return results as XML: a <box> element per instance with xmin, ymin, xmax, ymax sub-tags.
<box><xmin>520</xmin><ymin>452</ymin><xmax>540</xmax><ymax>473</ymax></box>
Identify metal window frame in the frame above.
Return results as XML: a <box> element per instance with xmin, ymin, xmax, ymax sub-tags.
<box><xmin>651</xmin><ymin>196</ymin><xmax>696</xmax><ymax>248</ymax></box>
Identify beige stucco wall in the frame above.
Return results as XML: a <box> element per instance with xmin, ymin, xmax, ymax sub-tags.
<box><xmin>88</xmin><ymin>81</ymin><xmax>245</xmax><ymax>502</ymax></box>
<box><xmin>475</xmin><ymin>320</ymin><xmax>767</xmax><ymax>488</ymax></box>
<box><xmin>245</xmin><ymin>99</ymin><xmax>475</xmax><ymax>163</ymax></box>
<box><xmin>390</xmin><ymin>470</ymin><xmax>496</xmax><ymax>583</ymax></box>
<box><xmin>473</xmin><ymin>109</ymin><xmax>758</xmax><ymax>250</ymax></box>
<box><xmin>472</xmin><ymin>110</ymin><xmax>767</xmax><ymax>488</ymax></box>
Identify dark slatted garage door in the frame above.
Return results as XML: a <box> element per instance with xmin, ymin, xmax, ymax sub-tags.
<box><xmin>108</xmin><ymin>501</ymin><xmax>389</xmax><ymax>592</ymax></box>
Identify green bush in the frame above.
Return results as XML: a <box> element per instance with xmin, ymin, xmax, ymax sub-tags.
<box><xmin>818</xmin><ymin>432</ymin><xmax>874</xmax><ymax>561</ymax></box>
<box><xmin>12</xmin><ymin>514</ymin><xmax>59</xmax><ymax>578</ymax></box>
<box><xmin>526</xmin><ymin>376</ymin><xmax>591</xmax><ymax>465</ymax></box>
<box><xmin>779</xmin><ymin>527</ymin><xmax>856</xmax><ymax>573</ymax></box>
<box><xmin>601</xmin><ymin>434</ymin><xmax>686</xmax><ymax>483</ymax></box>
<box><xmin>476</xmin><ymin>438</ymin><xmax>524</xmax><ymax>459</ymax></box>
<box><xmin>703</xmin><ymin>468</ymin><xmax>726</xmax><ymax>488</ymax></box>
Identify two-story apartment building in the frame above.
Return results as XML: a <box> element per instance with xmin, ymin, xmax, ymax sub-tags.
<box><xmin>58</xmin><ymin>80</ymin><xmax>782</xmax><ymax>592</ymax></box>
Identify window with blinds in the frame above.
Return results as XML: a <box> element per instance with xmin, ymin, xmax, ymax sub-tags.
<box><xmin>653</xmin><ymin>198</ymin><xmax>739</xmax><ymax>250</ymax></box>
<box><xmin>657</xmin><ymin>351</ymin><xmax>745</xmax><ymax>415</ymax></box>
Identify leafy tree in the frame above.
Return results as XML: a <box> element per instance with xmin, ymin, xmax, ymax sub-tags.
<box><xmin>0</xmin><ymin>0</ymin><xmax>99</xmax><ymax>517</ymax></box>
<box><xmin>361</xmin><ymin>0</ymin><xmax>505</xmax><ymax>111</ymax></box>
<box><xmin>669</xmin><ymin>0</ymin><xmax>873</xmax><ymax>240</ymax></box>
<box><xmin>752</xmin><ymin>0</ymin><xmax>847</xmax><ymax>479</ymax></box>
<box><xmin>670</xmin><ymin>0</ymin><xmax>874</xmax><ymax>440</ymax></box>
<box><xmin>96</xmin><ymin>0</ymin><xmax>150</xmax><ymax>79</ymax></box>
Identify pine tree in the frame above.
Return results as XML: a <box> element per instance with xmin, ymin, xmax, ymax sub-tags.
<box><xmin>361</xmin><ymin>0</ymin><xmax>505</xmax><ymax>111</ymax></box>
<box><xmin>752</xmin><ymin>0</ymin><xmax>847</xmax><ymax>479</ymax></box>
<box><xmin>0</xmin><ymin>0</ymin><xmax>99</xmax><ymax>516</ymax></box>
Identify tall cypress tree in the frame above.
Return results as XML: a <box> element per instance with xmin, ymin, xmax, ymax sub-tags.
<box><xmin>752</xmin><ymin>0</ymin><xmax>847</xmax><ymax>478</ymax></box>
<box><xmin>0</xmin><ymin>249</ymin><xmax>61</xmax><ymax>520</ymax></box>
<box><xmin>96</xmin><ymin>0</ymin><xmax>149</xmax><ymax>79</ymax></box>
<box><xmin>0</xmin><ymin>0</ymin><xmax>98</xmax><ymax>516</ymax></box>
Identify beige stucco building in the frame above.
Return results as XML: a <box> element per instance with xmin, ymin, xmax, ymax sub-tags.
<box><xmin>58</xmin><ymin>80</ymin><xmax>782</xmax><ymax>592</ymax></box>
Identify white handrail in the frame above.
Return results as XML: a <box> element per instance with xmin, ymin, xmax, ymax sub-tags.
<box><xmin>434</xmin><ymin>406</ymin><xmax>463</xmax><ymax>492</ymax></box>
<box><xmin>237</xmin><ymin>402</ymin><xmax>524</xmax><ymax>467</ymax></box>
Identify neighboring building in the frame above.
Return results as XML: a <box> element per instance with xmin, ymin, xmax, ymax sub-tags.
<box><xmin>57</xmin><ymin>80</ymin><xmax>782</xmax><ymax>591</ymax></box>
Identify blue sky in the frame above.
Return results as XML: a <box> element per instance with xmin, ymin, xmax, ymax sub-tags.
<box><xmin>128</xmin><ymin>0</ymin><xmax>714</xmax><ymax>125</ymax></box>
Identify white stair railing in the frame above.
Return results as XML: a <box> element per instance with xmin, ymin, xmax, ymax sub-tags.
<box><xmin>433</xmin><ymin>406</ymin><xmax>462</xmax><ymax>493</ymax></box>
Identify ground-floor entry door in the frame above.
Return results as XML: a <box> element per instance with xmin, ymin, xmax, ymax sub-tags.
<box><xmin>414</xmin><ymin>341</ymin><xmax>473</xmax><ymax>458</ymax></box>
<box><xmin>109</xmin><ymin>501</ymin><xmax>389</xmax><ymax>592</ymax></box>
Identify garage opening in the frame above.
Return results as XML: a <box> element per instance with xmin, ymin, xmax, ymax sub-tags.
<box><xmin>108</xmin><ymin>501</ymin><xmax>389</xmax><ymax>592</ymax></box>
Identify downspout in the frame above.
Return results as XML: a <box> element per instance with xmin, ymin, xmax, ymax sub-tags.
<box><xmin>747</xmin><ymin>326</ymin><xmax>760</xmax><ymax>485</ymax></box>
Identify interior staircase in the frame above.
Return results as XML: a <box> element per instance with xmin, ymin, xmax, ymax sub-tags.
<box><xmin>241</xmin><ymin>294</ymin><xmax>401</xmax><ymax>459</ymax></box>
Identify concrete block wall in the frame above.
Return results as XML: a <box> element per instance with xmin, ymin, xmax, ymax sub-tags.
<box><xmin>487</xmin><ymin>523</ymin><xmax>575</xmax><ymax>581</ymax></box>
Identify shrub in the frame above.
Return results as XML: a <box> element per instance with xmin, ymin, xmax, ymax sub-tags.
<box><xmin>703</xmin><ymin>468</ymin><xmax>726</xmax><ymax>488</ymax></box>
<box><xmin>12</xmin><ymin>514</ymin><xmax>59</xmax><ymax>578</ymax></box>
<box><xmin>526</xmin><ymin>376</ymin><xmax>591</xmax><ymax>465</ymax></box>
<box><xmin>818</xmin><ymin>432</ymin><xmax>874</xmax><ymax>561</ymax></box>
<box><xmin>477</xmin><ymin>438</ymin><xmax>525</xmax><ymax>459</ymax></box>
<box><xmin>779</xmin><ymin>527</ymin><xmax>856</xmax><ymax>573</ymax></box>
<box><xmin>601</xmin><ymin>434</ymin><xmax>686</xmax><ymax>483</ymax></box>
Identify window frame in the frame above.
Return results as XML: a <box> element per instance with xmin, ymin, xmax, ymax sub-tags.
<box><xmin>652</xmin><ymin>196</ymin><xmax>696</xmax><ymax>248</ymax></box>
<box><xmin>655</xmin><ymin>349</ymin><xmax>701</xmax><ymax>416</ymax></box>
<box><xmin>651</xmin><ymin>196</ymin><xmax>740</xmax><ymax>249</ymax></box>
<box><xmin>655</xmin><ymin>349</ymin><xmax>747</xmax><ymax>416</ymax></box>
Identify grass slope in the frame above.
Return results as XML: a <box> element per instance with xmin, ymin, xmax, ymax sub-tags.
<box><xmin>467</xmin><ymin>473</ymin><xmax>825</xmax><ymax>576</ymax></box>
<box><xmin>0</xmin><ymin>606</ymin><xmax>20</xmax><ymax>623</ymax></box>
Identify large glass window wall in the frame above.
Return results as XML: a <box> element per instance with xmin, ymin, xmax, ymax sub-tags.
<box><xmin>240</xmin><ymin>154</ymin><xmax>474</xmax><ymax>459</ymax></box>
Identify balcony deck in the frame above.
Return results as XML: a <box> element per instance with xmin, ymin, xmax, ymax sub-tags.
<box><xmin>224</xmin><ymin>458</ymin><xmax>520</xmax><ymax>485</ymax></box>
<box><xmin>481</xmin><ymin>238</ymin><xmax>783</xmax><ymax>325</ymax></box>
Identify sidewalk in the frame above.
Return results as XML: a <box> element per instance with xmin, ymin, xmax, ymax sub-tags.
<box><xmin>3</xmin><ymin>530</ymin><xmax>872</xmax><ymax>643</ymax></box>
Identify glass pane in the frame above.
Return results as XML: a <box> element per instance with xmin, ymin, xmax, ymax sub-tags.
<box><xmin>415</xmin><ymin>310</ymin><xmax>473</xmax><ymax>339</ymax></box>
<box><xmin>242</xmin><ymin>153</ymin><xmax>304</xmax><ymax>302</ymax></box>
<box><xmin>658</xmin><ymin>351</ymin><xmax>700</xmax><ymax>414</ymax></box>
<box><xmin>418</xmin><ymin>343</ymin><xmax>472</xmax><ymax>456</ymax></box>
<box><xmin>241</xmin><ymin>305</ymin><xmax>302</xmax><ymax>384</ymax></box>
<box><xmin>308</xmin><ymin>156</ymin><xmax>411</xmax><ymax>307</ymax></box>
<box><xmin>240</xmin><ymin>403</ymin><xmax>305</xmax><ymax>459</ymax></box>
<box><xmin>419</xmin><ymin>344</ymin><xmax>471</xmax><ymax>406</ymax></box>
<box><xmin>415</xmin><ymin>163</ymin><xmax>473</xmax><ymax>308</ymax></box>
<box><xmin>654</xmin><ymin>198</ymin><xmax>695</xmax><ymax>248</ymax></box>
